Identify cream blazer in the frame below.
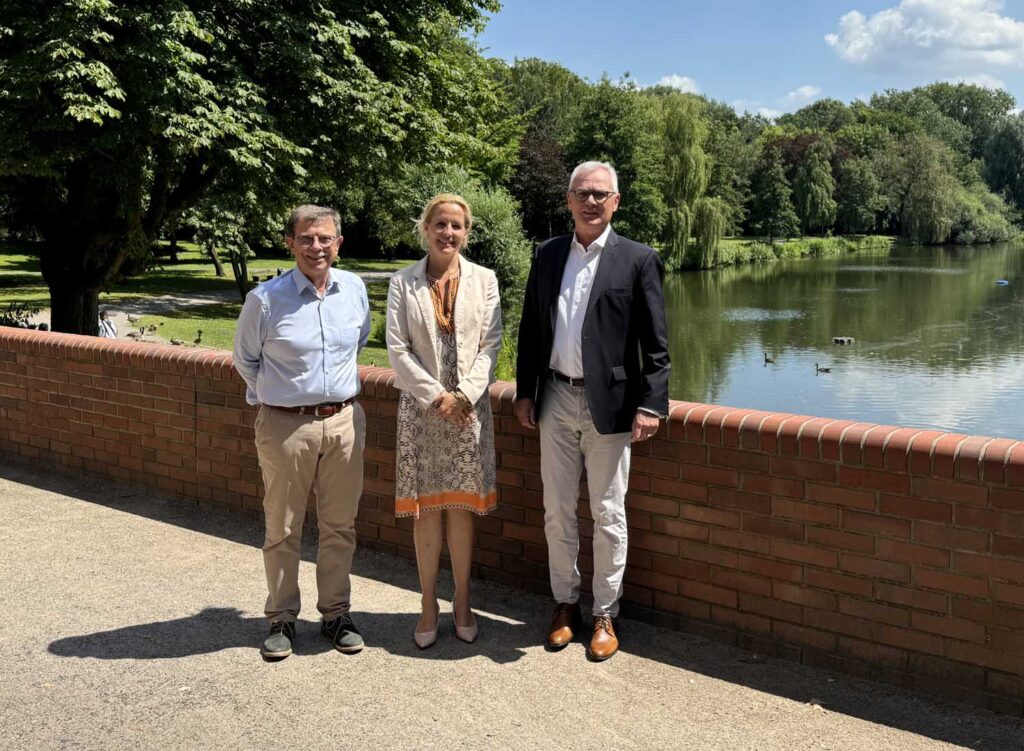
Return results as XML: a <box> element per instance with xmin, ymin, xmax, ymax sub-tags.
<box><xmin>386</xmin><ymin>256</ymin><xmax>502</xmax><ymax>408</ymax></box>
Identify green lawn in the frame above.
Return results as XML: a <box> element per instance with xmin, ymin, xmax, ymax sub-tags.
<box><xmin>0</xmin><ymin>241</ymin><xmax>408</xmax><ymax>365</ymax></box>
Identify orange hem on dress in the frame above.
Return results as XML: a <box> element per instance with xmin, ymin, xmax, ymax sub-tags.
<box><xmin>395</xmin><ymin>489</ymin><xmax>497</xmax><ymax>518</ymax></box>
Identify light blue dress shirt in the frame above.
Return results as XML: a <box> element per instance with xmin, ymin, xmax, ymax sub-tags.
<box><xmin>233</xmin><ymin>268</ymin><xmax>370</xmax><ymax>407</ymax></box>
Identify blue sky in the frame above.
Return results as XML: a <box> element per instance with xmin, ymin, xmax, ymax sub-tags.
<box><xmin>476</xmin><ymin>0</ymin><xmax>1024</xmax><ymax>117</ymax></box>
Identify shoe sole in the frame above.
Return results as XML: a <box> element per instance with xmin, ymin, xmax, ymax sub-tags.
<box><xmin>260</xmin><ymin>647</ymin><xmax>292</xmax><ymax>659</ymax></box>
<box><xmin>586</xmin><ymin>647</ymin><xmax>617</xmax><ymax>662</ymax></box>
<box><xmin>323</xmin><ymin>635</ymin><xmax>364</xmax><ymax>654</ymax></box>
<box><xmin>545</xmin><ymin>637</ymin><xmax>572</xmax><ymax>650</ymax></box>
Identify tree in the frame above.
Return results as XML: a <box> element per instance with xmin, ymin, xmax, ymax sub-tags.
<box><xmin>501</xmin><ymin>58</ymin><xmax>588</xmax><ymax>145</ymax></box>
<box><xmin>984</xmin><ymin>114</ymin><xmax>1024</xmax><ymax>209</ymax></box>
<box><xmin>835</xmin><ymin>158</ymin><xmax>884</xmax><ymax>234</ymax></box>
<box><xmin>0</xmin><ymin>0</ymin><xmax>503</xmax><ymax>334</ymax></box>
<box><xmin>509</xmin><ymin>118</ymin><xmax>571</xmax><ymax>240</ymax></box>
<box><xmin>794</xmin><ymin>140</ymin><xmax>837</xmax><ymax>234</ymax></box>
<box><xmin>565</xmin><ymin>77</ymin><xmax>666</xmax><ymax>244</ymax></box>
<box><xmin>877</xmin><ymin>134</ymin><xmax>958</xmax><ymax>243</ymax></box>
<box><xmin>749</xmin><ymin>147</ymin><xmax>800</xmax><ymax>243</ymax></box>
<box><xmin>702</xmin><ymin>99</ymin><xmax>758</xmax><ymax>234</ymax></box>
<box><xmin>917</xmin><ymin>82</ymin><xmax>1016</xmax><ymax>161</ymax></box>
<box><xmin>659</xmin><ymin>94</ymin><xmax>709</xmax><ymax>267</ymax></box>
<box><xmin>777</xmin><ymin>99</ymin><xmax>855</xmax><ymax>132</ymax></box>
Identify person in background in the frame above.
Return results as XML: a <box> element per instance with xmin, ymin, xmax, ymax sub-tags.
<box><xmin>515</xmin><ymin>161</ymin><xmax>670</xmax><ymax>661</ymax></box>
<box><xmin>386</xmin><ymin>193</ymin><xmax>502</xmax><ymax>649</ymax></box>
<box><xmin>98</xmin><ymin>310</ymin><xmax>117</xmax><ymax>339</ymax></box>
<box><xmin>233</xmin><ymin>204</ymin><xmax>370</xmax><ymax>660</ymax></box>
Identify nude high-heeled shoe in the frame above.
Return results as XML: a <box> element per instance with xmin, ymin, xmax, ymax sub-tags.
<box><xmin>414</xmin><ymin>606</ymin><xmax>439</xmax><ymax>649</ymax></box>
<box><xmin>414</xmin><ymin>626</ymin><xmax>437</xmax><ymax>649</ymax></box>
<box><xmin>454</xmin><ymin>611</ymin><xmax>478</xmax><ymax>644</ymax></box>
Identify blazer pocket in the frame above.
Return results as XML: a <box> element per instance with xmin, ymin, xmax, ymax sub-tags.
<box><xmin>603</xmin><ymin>286</ymin><xmax>632</xmax><ymax>297</ymax></box>
<box><xmin>611</xmin><ymin>365</ymin><xmax>627</xmax><ymax>382</ymax></box>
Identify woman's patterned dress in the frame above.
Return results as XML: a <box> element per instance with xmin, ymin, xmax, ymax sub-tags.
<box><xmin>394</xmin><ymin>322</ymin><xmax>497</xmax><ymax>518</ymax></box>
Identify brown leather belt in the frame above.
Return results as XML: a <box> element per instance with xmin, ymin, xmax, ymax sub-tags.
<box><xmin>551</xmin><ymin>370</ymin><xmax>585</xmax><ymax>387</ymax></box>
<box><xmin>265</xmin><ymin>398</ymin><xmax>355</xmax><ymax>417</ymax></box>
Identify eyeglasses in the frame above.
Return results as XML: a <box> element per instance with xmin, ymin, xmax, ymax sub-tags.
<box><xmin>569</xmin><ymin>189</ymin><xmax>617</xmax><ymax>204</ymax></box>
<box><xmin>293</xmin><ymin>234</ymin><xmax>337</xmax><ymax>248</ymax></box>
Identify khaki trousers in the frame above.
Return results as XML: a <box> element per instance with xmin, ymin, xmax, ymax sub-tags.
<box><xmin>254</xmin><ymin>403</ymin><xmax>365</xmax><ymax>623</ymax></box>
<box><xmin>538</xmin><ymin>378</ymin><xmax>631</xmax><ymax>617</ymax></box>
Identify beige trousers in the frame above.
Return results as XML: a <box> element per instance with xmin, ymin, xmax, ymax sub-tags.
<box><xmin>254</xmin><ymin>403</ymin><xmax>365</xmax><ymax>623</ymax></box>
<box><xmin>538</xmin><ymin>378</ymin><xmax>631</xmax><ymax>617</ymax></box>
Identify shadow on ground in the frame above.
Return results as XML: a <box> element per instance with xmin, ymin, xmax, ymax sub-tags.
<box><xmin>6</xmin><ymin>459</ymin><xmax>1022</xmax><ymax>749</ymax></box>
<box><xmin>47</xmin><ymin>607</ymin><xmax>535</xmax><ymax>665</ymax></box>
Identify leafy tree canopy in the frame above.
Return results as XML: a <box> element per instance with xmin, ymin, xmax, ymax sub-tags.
<box><xmin>0</xmin><ymin>0</ymin><xmax>506</xmax><ymax>333</ymax></box>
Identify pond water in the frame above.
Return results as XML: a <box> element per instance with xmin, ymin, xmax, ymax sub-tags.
<box><xmin>663</xmin><ymin>241</ymin><xmax>1024</xmax><ymax>439</ymax></box>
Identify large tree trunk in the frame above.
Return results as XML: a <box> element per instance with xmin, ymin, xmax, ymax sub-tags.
<box><xmin>228</xmin><ymin>249</ymin><xmax>251</xmax><ymax>302</ymax></box>
<box><xmin>48</xmin><ymin>282</ymin><xmax>100</xmax><ymax>336</ymax></box>
<box><xmin>205</xmin><ymin>242</ymin><xmax>226</xmax><ymax>277</ymax></box>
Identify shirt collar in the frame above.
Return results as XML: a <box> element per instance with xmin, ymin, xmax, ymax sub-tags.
<box><xmin>290</xmin><ymin>267</ymin><xmax>341</xmax><ymax>296</ymax></box>
<box><xmin>571</xmin><ymin>223</ymin><xmax>612</xmax><ymax>254</ymax></box>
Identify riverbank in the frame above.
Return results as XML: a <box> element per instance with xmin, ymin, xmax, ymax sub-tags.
<box><xmin>704</xmin><ymin>235</ymin><xmax>899</xmax><ymax>269</ymax></box>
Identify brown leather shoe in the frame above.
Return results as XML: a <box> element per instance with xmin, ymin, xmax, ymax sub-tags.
<box><xmin>546</xmin><ymin>602</ymin><xmax>581</xmax><ymax>649</ymax></box>
<box><xmin>587</xmin><ymin>615</ymin><xmax>619</xmax><ymax>661</ymax></box>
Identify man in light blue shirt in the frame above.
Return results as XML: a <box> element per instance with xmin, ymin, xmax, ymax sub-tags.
<box><xmin>234</xmin><ymin>204</ymin><xmax>371</xmax><ymax>660</ymax></box>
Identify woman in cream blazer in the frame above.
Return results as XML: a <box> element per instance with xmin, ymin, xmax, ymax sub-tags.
<box><xmin>386</xmin><ymin>193</ymin><xmax>502</xmax><ymax>649</ymax></box>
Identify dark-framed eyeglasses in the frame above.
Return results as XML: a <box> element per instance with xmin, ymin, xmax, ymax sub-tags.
<box><xmin>569</xmin><ymin>189</ymin><xmax>617</xmax><ymax>204</ymax></box>
<box><xmin>293</xmin><ymin>234</ymin><xmax>338</xmax><ymax>248</ymax></box>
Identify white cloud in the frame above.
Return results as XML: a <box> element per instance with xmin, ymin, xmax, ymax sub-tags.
<box><xmin>945</xmin><ymin>72</ymin><xmax>1006</xmax><ymax>88</ymax></box>
<box><xmin>657</xmin><ymin>74</ymin><xmax>700</xmax><ymax>93</ymax></box>
<box><xmin>757</xmin><ymin>107</ymin><xmax>783</xmax><ymax>120</ymax></box>
<box><xmin>784</xmin><ymin>85</ymin><xmax>823</xmax><ymax>104</ymax></box>
<box><xmin>826</xmin><ymin>0</ymin><xmax>1024</xmax><ymax>77</ymax></box>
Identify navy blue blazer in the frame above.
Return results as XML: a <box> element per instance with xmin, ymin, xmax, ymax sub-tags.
<box><xmin>516</xmin><ymin>229</ymin><xmax>671</xmax><ymax>434</ymax></box>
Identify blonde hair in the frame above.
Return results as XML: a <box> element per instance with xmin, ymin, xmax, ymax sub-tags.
<box><xmin>415</xmin><ymin>193</ymin><xmax>473</xmax><ymax>252</ymax></box>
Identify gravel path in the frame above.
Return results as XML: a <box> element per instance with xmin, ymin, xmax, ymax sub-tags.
<box><xmin>3</xmin><ymin>460</ymin><xmax>1024</xmax><ymax>750</ymax></box>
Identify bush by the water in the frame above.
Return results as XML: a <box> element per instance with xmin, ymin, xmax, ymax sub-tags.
<box><xmin>708</xmin><ymin>235</ymin><xmax>895</xmax><ymax>267</ymax></box>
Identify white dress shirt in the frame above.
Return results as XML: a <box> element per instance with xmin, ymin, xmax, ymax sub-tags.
<box><xmin>548</xmin><ymin>224</ymin><xmax>612</xmax><ymax>378</ymax></box>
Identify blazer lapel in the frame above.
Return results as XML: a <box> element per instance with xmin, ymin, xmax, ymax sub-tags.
<box><xmin>547</xmin><ymin>236</ymin><xmax>572</xmax><ymax>332</ymax></box>
<box><xmin>411</xmin><ymin>257</ymin><xmax>439</xmax><ymax>361</ymax></box>
<box><xmin>453</xmin><ymin>256</ymin><xmax>473</xmax><ymax>336</ymax></box>
<box><xmin>584</xmin><ymin>228</ymin><xmax>620</xmax><ymax>322</ymax></box>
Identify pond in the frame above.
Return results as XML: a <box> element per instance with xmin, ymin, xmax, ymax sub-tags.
<box><xmin>663</xmin><ymin>241</ymin><xmax>1024</xmax><ymax>439</ymax></box>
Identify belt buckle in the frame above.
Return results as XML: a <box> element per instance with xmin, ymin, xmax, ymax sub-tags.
<box><xmin>314</xmin><ymin>404</ymin><xmax>333</xmax><ymax>417</ymax></box>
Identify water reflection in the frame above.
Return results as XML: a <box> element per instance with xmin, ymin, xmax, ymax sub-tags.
<box><xmin>664</xmin><ymin>242</ymin><xmax>1024</xmax><ymax>438</ymax></box>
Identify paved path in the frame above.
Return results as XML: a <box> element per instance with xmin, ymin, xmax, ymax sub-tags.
<box><xmin>2</xmin><ymin>460</ymin><xmax>1023</xmax><ymax>750</ymax></box>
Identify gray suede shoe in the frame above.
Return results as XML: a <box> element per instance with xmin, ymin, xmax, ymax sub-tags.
<box><xmin>261</xmin><ymin>620</ymin><xmax>295</xmax><ymax>659</ymax></box>
<box><xmin>322</xmin><ymin>614</ymin><xmax>364</xmax><ymax>653</ymax></box>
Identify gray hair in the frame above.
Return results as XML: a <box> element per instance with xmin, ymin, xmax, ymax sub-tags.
<box><xmin>285</xmin><ymin>204</ymin><xmax>342</xmax><ymax>236</ymax></box>
<box><xmin>568</xmin><ymin>161</ymin><xmax>619</xmax><ymax>193</ymax></box>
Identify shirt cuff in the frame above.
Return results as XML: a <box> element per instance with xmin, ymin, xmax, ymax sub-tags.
<box><xmin>637</xmin><ymin>407</ymin><xmax>666</xmax><ymax>419</ymax></box>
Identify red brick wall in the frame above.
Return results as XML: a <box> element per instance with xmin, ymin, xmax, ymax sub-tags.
<box><xmin>3</xmin><ymin>327</ymin><xmax>1024</xmax><ymax>713</ymax></box>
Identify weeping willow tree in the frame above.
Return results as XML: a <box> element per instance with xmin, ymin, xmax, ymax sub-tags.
<box><xmin>693</xmin><ymin>196</ymin><xmax>727</xmax><ymax>267</ymax></box>
<box><xmin>795</xmin><ymin>140</ymin><xmax>837</xmax><ymax>234</ymax></box>
<box><xmin>660</xmin><ymin>95</ymin><xmax>708</xmax><ymax>268</ymax></box>
<box><xmin>879</xmin><ymin>133</ymin><xmax>958</xmax><ymax>243</ymax></box>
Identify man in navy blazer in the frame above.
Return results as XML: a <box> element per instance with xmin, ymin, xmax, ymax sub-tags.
<box><xmin>515</xmin><ymin>161</ymin><xmax>670</xmax><ymax>660</ymax></box>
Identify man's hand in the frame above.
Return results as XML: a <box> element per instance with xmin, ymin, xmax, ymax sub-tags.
<box><xmin>514</xmin><ymin>397</ymin><xmax>537</xmax><ymax>429</ymax></box>
<box><xmin>631</xmin><ymin>411</ymin><xmax>660</xmax><ymax>443</ymax></box>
